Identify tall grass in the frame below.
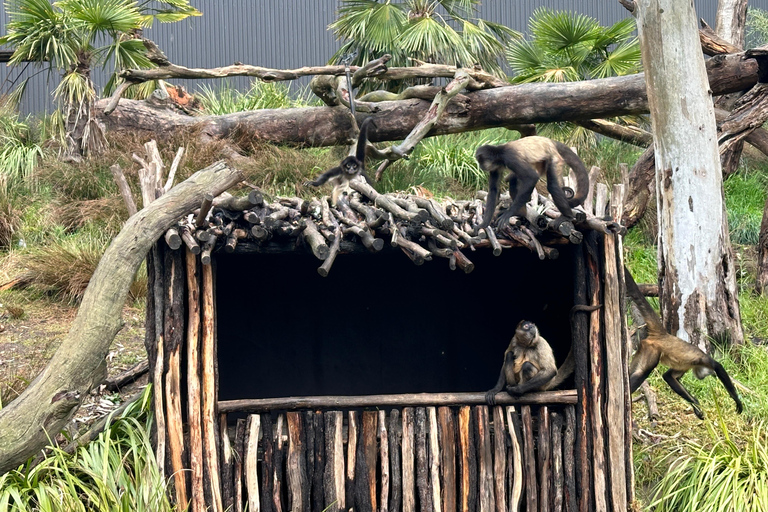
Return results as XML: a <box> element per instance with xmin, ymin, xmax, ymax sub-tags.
<box><xmin>0</xmin><ymin>102</ymin><xmax>45</xmax><ymax>196</ymax></box>
<box><xmin>648</xmin><ymin>419</ymin><xmax>768</xmax><ymax>512</ymax></box>
<box><xmin>724</xmin><ymin>169</ymin><xmax>767</xmax><ymax>245</ymax></box>
<box><xmin>0</xmin><ymin>386</ymin><xmax>176</xmax><ymax>512</ymax></box>
<box><xmin>197</xmin><ymin>80</ymin><xmax>316</xmax><ymax>114</ymax></box>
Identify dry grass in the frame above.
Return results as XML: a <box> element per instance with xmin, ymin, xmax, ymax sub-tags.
<box><xmin>53</xmin><ymin>196</ymin><xmax>128</xmax><ymax>235</ymax></box>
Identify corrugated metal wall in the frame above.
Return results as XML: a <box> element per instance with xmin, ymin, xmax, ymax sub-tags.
<box><xmin>0</xmin><ymin>0</ymin><xmax>727</xmax><ymax>114</ymax></box>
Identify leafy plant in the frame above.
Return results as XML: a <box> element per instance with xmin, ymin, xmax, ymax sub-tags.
<box><xmin>330</xmin><ymin>0</ymin><xmax>519</xmax><ymax>91</ymax></box>
<box><xmin>747</xmin><ymin>7</ymin><xmax>768</xmax><ymax>48</ymax></box>
<box><xmin>0</xmin><ymin>101</ymin><xmax>45</xmax><ymax>196</ymax></box>
<box><xmin>197</xmin><ymin>80</ymin><xmax>311</xmax><ymax>115</ymax></box>
<box><xmin>0</xmin><ymin>385</ymin><xmax>176</xmax><ymax>511</ymax></box>
<box><xmin>506</xmin><ymin>8</ymin><xmax>642</xmax><ymax>145</ymax></box>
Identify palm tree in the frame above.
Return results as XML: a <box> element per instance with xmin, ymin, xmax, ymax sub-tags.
<box><xmin>0</xmin><ymin>0</ymin><xmax>200</xmax><ymax>160</ymax></box>
<box><xmin>330</xmin><ymin>0</ymin><xmax>519</xmax><ymax>91</ymax></box>
<box><xmin>506</xmin><ymin>8</ymin><xmax>641</xmax><ymax>145</ymax></box>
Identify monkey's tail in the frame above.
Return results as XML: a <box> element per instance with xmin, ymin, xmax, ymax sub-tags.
<box><xmin>623</xmin><ymin>266</ymin><xmax>666</xmax><ymax>335</ymax></box>
<box><xmin>544</xmin><ymin>304</ymin><xmax>602</xmax><ymax>391</ymax></box>
<box><xmin>355</xmin><ymin>117</ymin><xmax>375</xmax><ymax>163</ymax></box>
<box><xmin>554</xmin><ymin>141</ymin><xmax>590</xmax><ymax>208</ymax></box>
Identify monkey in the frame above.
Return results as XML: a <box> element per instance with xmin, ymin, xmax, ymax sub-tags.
<box><xmin>485</xmin><ymin>319</ymin><xmax>557</xmax><ymax>405</ymax></box>
<box><xmin>305</xmin><ymin>118</ymin><xmax>375</xmax><ymax>204</ymax></box>
<box><xmin>624</xmin><ymin>266</ymin><xmax>743</xmax><ymax>419</ymax></box>
<box><xmin>474</xmin><ymin>136</ymin><xmax>590</xmax><ymax>230</ymax></box>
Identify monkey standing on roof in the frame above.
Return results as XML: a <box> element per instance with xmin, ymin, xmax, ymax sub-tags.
<box><xmin>475</xmin><ymin>136</ymin><xmax>590</xmax><ymax>230</ymax></box>
<box><xmin>305</xmin><ymin>118</ymin><xmax>375</xmax><ymax>205</ymax></box>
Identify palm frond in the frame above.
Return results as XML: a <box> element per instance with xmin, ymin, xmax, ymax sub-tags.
<box><xmin>59</xmin><ymin>0</ymin><xmax>141</xmax><ymax>36</ymax></box>
<box><xmin>529</xmin><ymin>8</ymin><xmax>601</xmax><ymax>53</ymax></box>
<box><xmin>592</xmin><ymin>38</ymin><xmax>641</xmax><ymax>78</ymax></box>
<box><xmin>399</xmin><ymin>16</ymin><xmax>473</xmax><ymax>66</ymax></box>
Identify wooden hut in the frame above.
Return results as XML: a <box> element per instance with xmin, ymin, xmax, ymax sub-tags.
<box><xmin>144</xmin><ymin>159</ymin><xmax>633</xmax><ymax>512</ymax></box>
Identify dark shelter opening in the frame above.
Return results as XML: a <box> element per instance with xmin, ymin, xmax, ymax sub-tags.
<box><xmin>215</xmin><ymin>245</ymin><xmax>577</xmax><ymax>401</ymax></box>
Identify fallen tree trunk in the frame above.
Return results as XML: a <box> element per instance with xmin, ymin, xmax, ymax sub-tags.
<box><xmin>94</xmin><ymin>52</ymin><xmax>758</xmax><ymax>147</ymax></box>
<box><xmin>0</xmin><ymin>162</ymin><xmax>243</xmax><ymax>474</ymax></box>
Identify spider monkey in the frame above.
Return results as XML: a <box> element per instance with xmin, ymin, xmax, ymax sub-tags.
<box><xmin>624</xmin><ymin>266</ymin><xmax>743</xmax><ymax>419</ymax></box>
<box><xmin>485</xmin><ymin>320</ymin><xmax>557</xmax><ymax>405</ymax></box>
<box><xmin>475</xmin><ymin>136</ymin><xmax>590</xmax><ymax>230</ymax></box>
<box><xmin>484</xmin><ymin>305</ymin><xmax>601</xmax><ymax>405</ymax></box>
<box><xmin>305</xmin><ymin>118</ymin><xmax>375</xmax><ymax>204</ymax></box>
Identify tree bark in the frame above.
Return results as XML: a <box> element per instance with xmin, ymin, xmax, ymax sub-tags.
<box><xmin>94</xmin><ymin>52</ymin><xmax>758</xmax><ymax>147</ymax></box>
<box><xmin>634</xmin><ymin>0</ymin><xmax>744</xmax><ymax>348</ymax></box>
<box><xmin>715</xmin><ymin>0</ymin><xmax>749</xmax><ymax>49</ymax></box>
<box><xmin>0</xmin><ymin>162</ymin><xmax>243</xmax><ymax>474</ymax></box>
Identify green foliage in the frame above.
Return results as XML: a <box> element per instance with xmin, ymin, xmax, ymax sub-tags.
<box><xmin>330</xmin><ymin>0</ymin><xmax>518</xmax><ymax>90</ymax></box>
<box><xmin>197</xmin><ymin>80</ymin><xmax>315</xmax><ymax>115</ymax></box>
<box><xmin>648</xmin><ymin>420</ymin><xmax>768</xmax><ymax>512</ymax></box>
<box><xmin>506</xmin><ymin>9</ymin><xmax>641</xmax><ymax>145</ymax></box>
<box><xmin>0</xmin><ymin>102</ymin><xmax>45</xmax><ymax>197</ymax></box>
<box><xmin>0</xmin><ymin>386</ymin><xmax>176</xmax><ymax>512</ymax></box>
<box><xmin>724</xmin><ymin>169</ymin><xmax>768</xmax><ymax>246</ymax></box>
<box><xmin>747</xmin><ymin>7</ymin><xmax>768</xmax><ymax>48</ymax></box>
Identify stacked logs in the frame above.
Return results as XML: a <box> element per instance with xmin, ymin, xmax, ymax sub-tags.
<box><xmin>218</xmin><ymin>404</ymin><xmax>577</xmax><ymax>512</ymax></box>
<box><xmin>164</xmin><ymin>174</ymin><xmax>624</xmax><ymax>276</ymax></box>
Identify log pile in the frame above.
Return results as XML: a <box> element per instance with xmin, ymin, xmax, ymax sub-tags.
<box><xmin>164</xmin><ymin>173</ymin><xmax>624</xmax><ymax>276</ymax></box>
<box><xmin>221</xmin><ymin>404</ymin><xmax>577</xmax><ymax>512</ymax></box>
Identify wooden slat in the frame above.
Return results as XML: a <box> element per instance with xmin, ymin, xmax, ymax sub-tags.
<box><xmin>286</xmin><ymin>412</ymin><xmax>307</xmax><ymax>512</ymax></box>
<box><xmin>305</xmin><ymin>412</ymin><xmax>316</xmax><ymax>512</ymax></box>
<box><xmin>185</xmin><ymin>249</ymin><xmax>206</xmax><ymax>512</ymax></box>
<box><xmin>428</xmin><ymin>407</ymin><xmax>442</xmax><ymax>512</ymax></box>
<box><xmin>415</xmin><ymin>408</ymin><xmax>433</xmax><ymax>512</ymax></box>
<box><xmin>402</xmin><ymin>408</ymin><xmax>416</xmax><ymax>512</ymax></box>
<box><xmin>493</xmin><ymin>407</ymin><xmax>507</xmax><ymax>512</ymax></box>
<box><xmin>538</xmin><ymin>407</ymin><xmax>551</xmax><ymax>512</ymax></box>
<box><xmin>201</xmin><ymin>262</ymin><xmax>223</xmax><ymax>512</ymax></box>
<box><xmin>551</xmin><ymin>412</ymin><xmax>564</xmax><ymax>512</ymax></box>
<box><xmin>273</xmin><ymin>415</ymin><xmax>286</xmax><ymax>512</ymax></box>
<box><xmin>438</xmin><ymin>407</ymin><xmax>457</xmax><ymax>512</ymax></box>
<box><xmin>323</xmin><ymin>411</ymin><xmax>345</xmax><ymax>512</ymax></box>
<box><xmin>586</xmin><ymin>235</ymin><xmax>608</xmax><ymax>512</ymax></box>
<box><xmin>521</xmin><ymin>406</ymin><xmax>537</xmax><ymax>512</ymax></box>
<box><xmin>506</xmin><ymin>407</ymin><xmax>523</xmax><ymax>512</ymax></box>
<box><xmin>387</xmin><ymin>409</ymin><xmax>402</xmax><ymax>512</ymax></box>
<box><xmin>563</xmin><ymin>407</ymin><xmax>576</xmax><ymax>512</ymax></box>
<box><xmin>246</xmin><ymin>415</ymin><xmax>262</xmax><ymax>512</ymax></box>
<box><xmin>311</xmin><ymin>412</ymin><xmax>326</xmax><ymax>512</ymax></box>
<box><xmin>260</xmin><ymin>414</ymin><xmax>275</xmax><ymax>512</ymax></box>
<box><xmin>458</xmin><ymin>406</ymin><xmax>477</xmax><ymax>512</ymax></box>
<box><xmin>233</xmin><ymin>418</ymin><xmax>247</xmax><ymax>512</ymax></box>
<box><xmin>381</xmin><ymin>410</ymin><xmax>391</xmax><ymax>512</ymax></box>
<box><xmin>475</xmin><ymin>406</ymin><xmax>495</xmax><ymax>512</ymax></box>
<box><xmin>360</xmin><ymin>411</ymin><xmax>378</xmax><ymax>512</ymax></box>
<box><xmin>220</xmin><ymin>415</ymin><xmax>234</xmax><ymax>512</ymax></box>
<box><xmin>346</xmin><ymin>411</ymin><xmax>359</xmax><ymax>512</ymax></box>
<box><xmin>603</xmin><ymin>221</ymin><xmax>628</xmax><ymax>511</ymax></box>
<box><xmin>573</xmin><ymin>247</ymin><xmax>592</xmax><ymax>512</ymax></box>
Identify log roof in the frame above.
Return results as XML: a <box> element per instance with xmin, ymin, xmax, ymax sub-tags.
<box><xmin>170</xmin><ymin>178</ymin><xmax>624</xmax><ymax>275</ymax></box>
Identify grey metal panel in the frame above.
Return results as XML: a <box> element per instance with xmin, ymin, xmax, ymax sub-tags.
<box><xmin>0</xmin><ymin>0</ymin><xmax>760</xmax><ymax>114</ymax></box>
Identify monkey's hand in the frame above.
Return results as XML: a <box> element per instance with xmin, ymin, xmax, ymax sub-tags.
<box><xmin>303</xmin><ymin>180</ymin><xmax>320</xmax><ymax>187</ymax></box>
<box><xmin>485</xmin><ymin>390</ymin><xmax>499</xmax><ymax>406</ymax></box>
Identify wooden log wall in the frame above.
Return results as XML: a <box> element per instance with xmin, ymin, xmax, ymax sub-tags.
<box><xmin>218</xmin><ymin>405</ymin><xmax>579</xmax><ymax>512</ymax></box>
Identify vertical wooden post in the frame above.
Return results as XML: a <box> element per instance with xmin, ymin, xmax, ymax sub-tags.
<box><xmin>286</xmin><ymin>412</ymin><xmax>307</xmax><ymax>512</ymax></box>
<box><xmin>273</xmin><ymin>415</ymin><xmax>286</xmax><ymax>512</ymax></box>
<box><xmin>458</xmin><ymin>406</ymin><xmax>477</xmax><ymax>512</ymax></box>
<box><xmin>573</xmin><ymin>245</ymin><xmax>592</xmax><ymax>512</ymax></box>
<box><xmin>586</xmin><ymin>231</ymin><xmax>608</xmax><ymax>512</ymax></box>
<box><xmin>311</xmin><ymin>412</ymin><xmax>326</xmax><ymax>512</ymax></box>
<box><xmin>402</xmin><ymin>408</ymin><xmax>416</xmax><ymax>512</ymax></box>
<box><xmin>220</xmin><ymin>414</ymin><xmax>235</xmax><ymax>512</ymax></box>
<box><xmin>361</xmin><ymin>410</ymin><xmax>378</xmax><ymax>512</ymax></box>
<box><xmin>323</xmin><ymin>411</ymin><xmax>345</xmax><ymax>512</ymax></box>
<box><xmin>439</xmin><ymin>407</ymin><xmax>457</xmax><ymax>512</ymax></box>
<box><xmin>246</xmin><ymin>415</ymin><xmax>262</xmax><ymax>512</ymax></box>
<box><xmin>550</xmin><ymin>412</ymin><xmax>564</xmax><ymax>512</ymax></box>
<box><xmin>185</xmin><ymin>249</ymin><xmax>206</xmax><ymax>512</ymax></box>
<box><xmin>415</xmin><ymin>408</ymin><xmax>433</xmax><ymax>512</ymax></box>
<box><xmin>475</xmin><ymin>406</ymin><xmax>494</xmax><ymax>512</ymax></box>
<box><xmin>603</xmin><ymin>186</ymin><xmax>628</xmax><ymax>512</ymax></box>
<box><xmin>381</xmin><ymin>410</ymin><xmax>391</xmax><ymax>512</ymax></box>
<box><xmin>538</xmin><ymin>407</ymin><xmax>551</xmax><ymax>512</ymax></box>
<box><xmin>346</xmin><ymin>411</ymin><xmax>359</xmax><ymax>512</ymax></box>
<box><xmin>492</xmin><ymin>407</ymin><xmax>507</xmax><ymax>512</ymax></box>
<box><xmin>260</xmin><ymin>414</ymin><xmax>275</xmax><ymax>512</ymax></box>
<box><xmin>201</xmin><ymin>261</ymin><xmax>223</xmax><ymax>512</ymax></box>
<box><xmin>389</xmin><ymin>409</ymin><xmax>403</xmax><ymax>512</ymax></box>
<box><xmin>521</xmin><ymin>406</ymin><xmax>537</xmax><ymax>512</ymax></box>
<box><xmin>150</xmin><ymin>245</ymin><xmax>166</xmax><ymax>483</ymax></box>
<box><xmin>428</xmin><ymin>407</ymin><xmax>442</xmax><ymax>512</ymax></box>
<box><xmin>563</xmin><ymin>407</ymin><xmax>577</xmax><ymax>512</ymax></box>
<box><xmin>505</xmin><ymin>407</ymin><xmax>523</xmax><ymax>512</ymax></box>
<box><xmin>233</xmin><ymin>418</ymin><xmax>247</xmax><ymax>512</ymax></box>
<box><xmin>164</xmin><ymin>247</ymin><xmax>187</xmax><ymax>510</ymax></box>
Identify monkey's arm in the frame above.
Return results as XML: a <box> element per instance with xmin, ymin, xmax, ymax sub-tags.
<box><xmin>478</xmin><ymin>168</ymin><xmax>501</xmax><ymax>230</ymax></box>
<box><xmin>305</xmin><ymin>166</ymin><xmax>342</xmax><ymax>187</ymax></box>
<box><xmin>485</xmin><ymin>351</ymin><xmax>513</xmax><ymax>405</ymax></box>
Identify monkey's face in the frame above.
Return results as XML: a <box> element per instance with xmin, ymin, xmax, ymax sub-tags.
<box><xmin>515</xmin><ymin>320</ymin><xmax>538</xmax><ymax>346</ymax></box>
<box><xmin>341</xmin><ymin>156</ymin><xmax>361</xmax><ymax>176</ymax></box>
